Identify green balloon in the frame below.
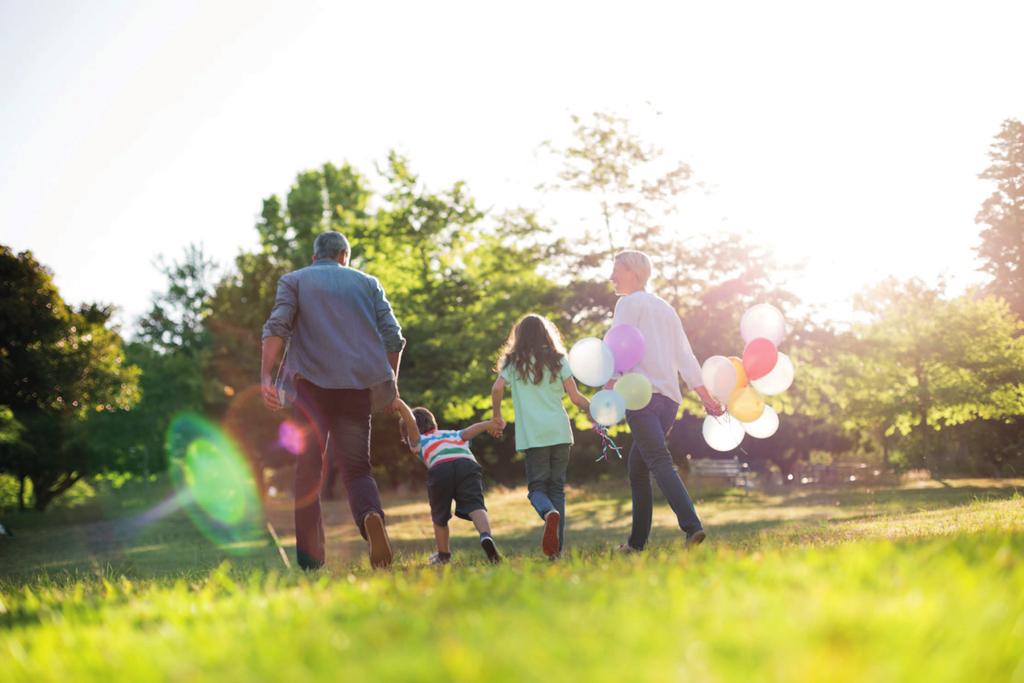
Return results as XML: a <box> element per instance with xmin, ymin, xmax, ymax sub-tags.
<box><xmin>616</xmin><ymin>373</ymin><xmax>653</xmax><ymax>410</ymax></box>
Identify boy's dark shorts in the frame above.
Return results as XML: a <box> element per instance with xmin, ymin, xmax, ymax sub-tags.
<box><xmin>427</xmin><ymin>458</ymin><xmax>486</xmax><ymax>526</ymax></box>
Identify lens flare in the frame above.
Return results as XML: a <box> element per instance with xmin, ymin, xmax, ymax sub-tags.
<box><xmin>278</xmin><ymin>420</ymin><xmax>306</xmax><ymax>455</ymax></box>
<box><xmin>166</xmin><ymin>412</ymin><xmax>266</xmax><ymax>554</ymax></box>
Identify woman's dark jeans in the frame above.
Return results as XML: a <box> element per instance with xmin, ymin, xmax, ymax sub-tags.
<box><xmin>625</xmin><ymin>393</ymin><xmax>702</xmax><ymax>549</ymax></box>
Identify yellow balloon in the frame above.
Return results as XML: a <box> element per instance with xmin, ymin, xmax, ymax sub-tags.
<box><xmin>727</xmin><ymin>386</ymin><xmax>765</xmax><ymax>423</ymax></box>
<box><xmin>615</xmin><ymin>373</ymin><xmax>653</xmax><ymax>410</ymax></box>
<box><xmin>728</xmin><ymin>356</ymin><xmax>748</xmax><ymax>389</ymax></box>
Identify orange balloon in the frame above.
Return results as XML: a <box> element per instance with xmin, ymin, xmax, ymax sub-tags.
<box><xmin>728</xmin><ymin>356</ymin><xmax>748</xmax><ymax>389</ymax></box>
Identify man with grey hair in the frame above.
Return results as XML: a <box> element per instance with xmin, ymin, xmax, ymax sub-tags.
<box><xmin>261</xmin><ymin>231</ymin><xmax>405</xmax><ymax>570</ymax></box>
<box><xmin>608</xmin><ymin>249</ymin><xmax>724</xmax><ymax>553</ymax></box>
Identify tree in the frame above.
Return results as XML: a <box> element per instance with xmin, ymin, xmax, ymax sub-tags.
<box><xmin>137</xmin><ymin>244</ymin><xmax>218</xmax><ymax>356</ymax></box>
<box><xmin>541</xmin><ymin>111</ymin><xmax>694</xmax><ymax>266</ymax></box>
<box><xmin>0</xmin><ymin>246</ymin><xmax>140</xmax><ymax>509</ymax></box>
<box><xmin>208</xmin><ymin>156</ymin><xmax>573</xmax><ymax>489</ymax></box>
<box><xmin>834</xmin><ymin>279</ymin><xmax>1024</xmax><ymax>473</ymax></box>
<box><xmin>976</xmin><ymin>119</ymin><xmax>1024</xmax><ymax>318</ymax></box>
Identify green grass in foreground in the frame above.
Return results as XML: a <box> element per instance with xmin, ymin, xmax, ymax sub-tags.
<box><xmin>1</xmin><ymin>480</ymin><xmax>1023</xmax><ymax>682</ymax></box>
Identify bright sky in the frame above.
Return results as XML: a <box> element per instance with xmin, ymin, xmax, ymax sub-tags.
<box><xmin>3</xmin><ymin>0</ymin><xmax>1022</xmax><ymax>329</ymax></box>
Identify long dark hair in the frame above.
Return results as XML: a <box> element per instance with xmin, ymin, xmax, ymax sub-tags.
<box><xmin>495</xmin><ymin>314</ymin><xmax>567</xmax><ymax>385</ymax></box>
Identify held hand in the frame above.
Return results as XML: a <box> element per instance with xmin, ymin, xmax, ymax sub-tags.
<box><xmin>261</xmin><ymin>379</ymin><xmax>282</xmax><ymax>411</ymax></box>
<box><xmin>703</xmin><ymin>398</ymin><xmax>725</xmax><ymax>417</ymax></box>
<box><xmin>488</xmin><ymin>417</ymin><xmax>506</xmax><ymax>438</ymax></box>
<box><xmin>386</xmin><ymin>397</ymin><xmax>404</xmax><ymax>415</ymax></box>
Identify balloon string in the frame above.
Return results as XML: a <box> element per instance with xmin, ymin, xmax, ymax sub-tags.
<box><xmin>712</xmin><ymin>413</ymin><xmax>750</xmax><ymax>457</ymax></box>
<box><xmin>592</xmin><ymin>424</ymin><xmax>624</xmax><ymax>462</ymax></box>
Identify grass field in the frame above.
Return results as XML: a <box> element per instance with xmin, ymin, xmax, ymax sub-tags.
<box><xmin>2</xmin><ymin>477</ymin><xmax>1023</xmax><ymax>682</ymax></box>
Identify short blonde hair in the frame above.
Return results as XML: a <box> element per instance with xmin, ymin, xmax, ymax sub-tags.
<box><xmin>614</xmin><ymin>250</ymin><xmax>652</xmax><ymax>287</ymax></box>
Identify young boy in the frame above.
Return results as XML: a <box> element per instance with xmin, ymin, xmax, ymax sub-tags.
<box><xmin>396</xmin><ymin>399</ymin><xmax>501</xmax><ymax>565</ymax></box>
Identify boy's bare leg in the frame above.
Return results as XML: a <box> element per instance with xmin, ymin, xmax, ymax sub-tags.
<box><xmin>433</xmin><ymin>523</ymin><xmax>451</xmax><ymax>554</ymax></box>
<box><xmin>470</xmin><ymin>509</ymin><xmax>501</xmax><ymax>563</ymax></box>
<box><xmin>468</xmin><ymin>509</ymin><xmax>491</xmax><ymax>535</ymax></box>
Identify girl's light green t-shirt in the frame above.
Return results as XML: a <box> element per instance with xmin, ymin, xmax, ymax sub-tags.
<box><xmin>500</xmin><ymin>356</ymin><xmax>574</xmax><ymax>452</ymax></box>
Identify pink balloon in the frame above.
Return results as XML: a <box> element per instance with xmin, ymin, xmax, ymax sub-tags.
<box><xmin>743</xmin><ymin>338</ymin><xmax>778</xmax><ymax>380</ymax></box>
<box><xmin>603</xmin><ymin>324</ymin><xmax>646</xmax><ymax>373</ymax></box>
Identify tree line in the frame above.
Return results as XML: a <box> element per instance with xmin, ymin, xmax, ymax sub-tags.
<box><xmin>3</xmin><ymin>115</ymin><xmax>1023</xmax><ymax>510</ymax></box>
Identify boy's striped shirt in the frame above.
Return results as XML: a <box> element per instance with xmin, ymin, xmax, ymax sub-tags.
<box><xmin>418</xmin><ymin>429</ymin><xmax>477</xmax><ymax>468</ymax></box>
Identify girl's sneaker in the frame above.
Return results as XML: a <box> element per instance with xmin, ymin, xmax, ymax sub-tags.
<box><xmin>542</xmin><ymin>510</ymin><xmax>561</xmax><ymax>557</ymax></box>
<box><xmin>480</xmin><ymin>535</ymin><xmax>501</xmax><ymax>563</ymax></box>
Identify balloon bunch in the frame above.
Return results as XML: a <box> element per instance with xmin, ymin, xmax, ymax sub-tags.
<box><xmin>700</xmin><ymin>304</ymin><xmax>795</xmax><ymax>451</ymax></box>
<box><xmin>568</xmin><ymin>324</ymin><xmax>653</xmax><ymax>429</ymax></box>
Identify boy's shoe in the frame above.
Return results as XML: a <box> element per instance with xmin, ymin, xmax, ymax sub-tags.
<box><xmin>685</xmin><ymin>529</ymin><xmax>706</xmax><ymax>550</ymax></box>
<box><xmin>480</xmin><ymin>535</ymin><xmax>501</xmax><ymax>564</ymax></box>
<box><xmin>542</xmin><ymin>510</ymin><xmax>561</xmax><ymax>558</ymax></box>
<box><xmin>363</xmin><ymin>512</ymin><xmax>393</xmax><ymax>569</ymax></box>
<box><xmin>428</xmin><ymin>552</ymin><xmax>451</xmax><ymax>566</ymax></box>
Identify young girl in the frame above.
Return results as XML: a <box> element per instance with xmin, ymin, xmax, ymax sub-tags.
<box><xmin>491</xmin><ymin>314</ymin><xmax>590</xmax><ymax>558</ymax></box>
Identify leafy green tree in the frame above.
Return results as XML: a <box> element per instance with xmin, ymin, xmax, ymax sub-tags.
<box><xmin>0</xmin><ymin>246</ymin><xmax>140</xmax><ymax>509</ymax></box>
<box><xmin>208</xmin><ymin>156</ymin><xmax>572</xmax><ymax>489</ymax></box>
<box><xmin>834</xmin><ymin>279</ymin><xmax>1024</xmax><ymax>473</ymax></box>
<box><xmin>79</xmin><ymin>245</ymin><xmax>218</xmax><ymax>482</ymax></box>
<box><xmin>138</xmin><ymin>244</ymin><xmax>218</xmax><ymax>356</ymax></box>
<box><xmin>976</xmin><ymin>119</ymin><xmax>1024</xmax><ymax>317</ymax></box>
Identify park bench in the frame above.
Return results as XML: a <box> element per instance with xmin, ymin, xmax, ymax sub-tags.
<box><xmin>689</xmin><ymin>456</ymin><xmax>750</xmax><ymax>495</ymax></box>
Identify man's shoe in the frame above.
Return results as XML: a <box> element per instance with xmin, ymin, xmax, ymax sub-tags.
<box><xmin>542</xmin><ymin>510</ymin><xmax>561</xmax><ymax>558</ymax></box>
<box><xmin>428</xmin><ymin>552</ymin><xmax>451</xmax><ymax>566</ymax></box>
<box><xmin>364</xmin><ymin>512</ymin><xmax>393</xmax><ymax>569</ymax></box>
<box><xmin>480</xmin><ymin>536</ymin><xmax>501</xmax><ymax>564</ymax></box>
<box><xmin>296</xmin><ymin>551</ymin><xmax>325</xmax><ymax>571</ymax></box>
<box><xmin>685</xmin><ymin>529</ymin><xmax>706</xmax><ymax>550</ymax></box>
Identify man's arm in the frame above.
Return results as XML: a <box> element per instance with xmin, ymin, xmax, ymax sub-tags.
<box><xmin>260</xmin><ymin>275</ymin><xmax>298</xmax><ymax>410</ymax></box>
<box><xmin>387</xmin><ymin>351</ymin><xmax>402</xmax><ymax>380</ymax></box>
<box><xmin>260</xmin><ymin>336</ymin><xmax>286</xmax><ymax>410</ymax></box>
<box><xmin>372</xmin><ymin>278</ymin><xmax>406</xmax><ymax>366</ymax></box>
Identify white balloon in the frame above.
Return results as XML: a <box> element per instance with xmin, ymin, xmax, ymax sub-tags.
<box><xmin>750</xmin><ymin>353</ymin><xmax>794</xmax><ymax>396</ymax></box>
<box><xmin>743</xmin><ymin>405</ymin><xmax>780</xmax><ymax>439</ymax></box>
<box><xmin>702</xmin><ymin>415</ymin><xmax>746</xmax><ymax>452</ymax></box>
<box><xmin>568</xmin><ymin>337</ymin><xmax>615</xmax><ymax>387</ymax></box>
<box><xmin>590</xmin><ymin>389</ymin><xmax>626</xmax><ymax>426</ymax></box>
<box><xmin>741</xmin><ymin>303</ymin><xmax>787</xmax><ymax>346</ymax></box>
<box><xmin>701</xmin><ymin>355</ymin><xmax>737</xmax><ymax>403</ymax></box>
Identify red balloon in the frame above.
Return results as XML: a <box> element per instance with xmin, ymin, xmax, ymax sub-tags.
<box><xmin>743</xmin><ymin>338</ymin><xmax>778</xmax><ymax>380</ymax></box>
